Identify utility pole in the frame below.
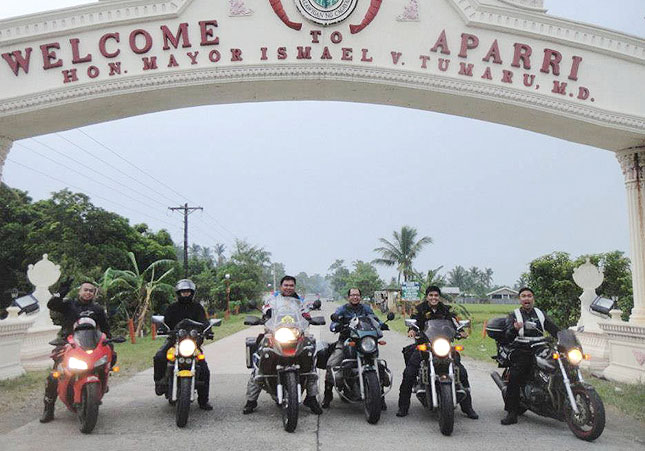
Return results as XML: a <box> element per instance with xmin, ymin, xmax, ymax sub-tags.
<box><xmin>169</xmin><ymin>203</ymin><xmax>203</xmax><ymax>278</ymax></box>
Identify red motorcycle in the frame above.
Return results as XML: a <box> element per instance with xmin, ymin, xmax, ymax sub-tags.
<box><xmin>49</xmin><ymin>317</ymin><xmax>124</xmax><ymax>433</ymax></box>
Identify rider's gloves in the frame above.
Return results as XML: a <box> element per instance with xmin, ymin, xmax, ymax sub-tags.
<box><xmin>57</xmin><ymin>277</ymin><xmax>73</xmax><ymax>298</ymax></box>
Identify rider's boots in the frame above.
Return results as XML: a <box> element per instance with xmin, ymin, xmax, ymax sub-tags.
<box><xmin>322</xmin><ymin>382</ymin><xmax>333</xmax><ymax>408</ymax></box>
<box><xmin>39</xmin><ymin>374</ymin><xmax>58</xmax><ymax>423</ymax></box>
<box><xmin>460</xmin><ymin>392</ymin><xmax>479</xmax><ymax>419</ymax></box>
<box><xmin>303</xmin><ymin>396</ymin><xmax>323</xmax><ymax>415</ymax></box>
<box><xmin>501</xmin><ymin>411</ymin><xmax>518</xmax><ymax>425</ymax></box>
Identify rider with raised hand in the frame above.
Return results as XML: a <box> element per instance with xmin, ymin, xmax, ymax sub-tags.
<box><xmin>501</xmin><ymin>287</ymin><xmax>559</xmax><ymax>425</ymax></box>
<box><xmin>322</xmin><ymin>287</ymin><xmax>389</xmax><ymax>409</ymax></box>
<box><xmin>243</xmin><ymin>275</ymin><xmax>323</xmax><ymax>415</ymax></box>
<box><xmin>396</xmin><ymin>285</ymin><xmax>478</xmax><ymax>419</ymax></box>
<box><xmin>40</xmin><ymin>279</ymin><xmax>111</xmax><ymax>423</ymax></box>
<box><xmin>153</xmin><ymin>279</ymin><xmax>213</xmax><ymax>410</ymax></box>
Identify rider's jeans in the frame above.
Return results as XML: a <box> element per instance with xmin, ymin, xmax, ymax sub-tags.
<box><xmin>325</xmin><ymin>341</ymin><xmax>345</xmax><ymax>385</ymax></box>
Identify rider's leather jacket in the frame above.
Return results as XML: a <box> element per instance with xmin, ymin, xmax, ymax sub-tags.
<box><xmin>330</xmin><ymin>303</ymin><xmax>383</xmax><ymax>340</ymax></box>
<box><xmin>163</xmin><ymin>300</ymin><xmax>208</xmax><ymax>331</ymax></box>
<box><xmin>48</xmin><ymin>295</ymin><xmax>111</xmax><ymax>338</ymax></box>
<box><xmin>412</xmin><ymin>301</ymin><xmax>459</xmax><ymax>332</ymax></box>
<box><xmin>504</xmin><ymin>307</ymin><xmax>559</xmax><ymax>349</ymax></box>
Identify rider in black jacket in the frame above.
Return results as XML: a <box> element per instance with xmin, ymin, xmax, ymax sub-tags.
<box><xmin>40</xmin><ymin>279</ymin><xmax>111</xmax><ymax>423</ymax></box>
<box><xmin>153</xmin><ymin>279</ymin><xmax>213</xmax><ymax>410</ymax></box>
<box><xmin>396</xmin><ymin>285</ymin><xmax>479</xmax><ymax>419</ymax></box>
<box><xmin>501</xmin><ymin>287</ymin><xmax>559</xmax><ymax>425</ymax></box>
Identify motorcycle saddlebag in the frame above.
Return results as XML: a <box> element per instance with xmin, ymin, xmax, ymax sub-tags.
<box><xmin>245</xmin><ymin>337</ymin><xmax>258</xmax><ymax>369</ymax></box>
<box><xmin>486</xmin><ymin>316</ymin><xmax>510</xmax><ymax>343</ymax></box>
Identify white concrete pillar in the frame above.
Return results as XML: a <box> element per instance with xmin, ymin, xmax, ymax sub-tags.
<box><xmin>0</xmin><ymin>136</ymin><xmax>13</xmax><ymax>182</ymax></box>
<box><xmin>616</xmin><ymin>147</ymin><xmax>645</xmax><ymax>325</ymax></box>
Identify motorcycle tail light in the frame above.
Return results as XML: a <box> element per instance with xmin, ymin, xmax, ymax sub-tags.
<box><xmin>454</xmin><ymin>345</ymin><xmax>464</xmax><ymax>352</ymax></box>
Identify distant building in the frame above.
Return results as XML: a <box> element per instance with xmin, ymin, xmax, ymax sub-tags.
<box><xmin>487</xmin><ymin>287</ymin><xmax>519</xmax><ymax>304</ymax></box>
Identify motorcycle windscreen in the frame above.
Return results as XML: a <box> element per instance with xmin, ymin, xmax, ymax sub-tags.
<box><xmin>423</xmin><ymin>319</ymin><xmax>456</xmax><ymax>341</ymax></box>
<box><xmin>354</xmin><ymin>316</ymin><xmax>380</xmax><ymax>332</ymax></box>
<box><xmin>174</xmin><ymin>318</ymin><xmax>206</xmax><ymax>333</ymax></box>
<box><xmin>73</xmin><ymin>329</ymin><xmax>101</xmax><ymax>350</ymax></box>
<box><xmin>265</xmin><ymin>296</ymin><xmax>309</xmax><ymax>331</ymax></box>
<box><xmin>557</xmin><ymin>329</ymin><xmax>581</xmax><ymax>349</ymax></box>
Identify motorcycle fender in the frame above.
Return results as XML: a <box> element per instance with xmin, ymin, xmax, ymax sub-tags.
<box><xmin>177</xmin><ymin>370</ymin><xmax>193</xmax><ymax>377</ymax></box>
<box><xmin>73</xmin><ymin>377</ymin><xmax>101</xmax><ymax>404</ymax></box>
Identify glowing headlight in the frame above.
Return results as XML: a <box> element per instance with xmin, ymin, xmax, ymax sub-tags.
<box><xmin>359</xmin><ymin>337</ymin><xmax>377</xmax><ymax>353</ymax></box>
<box><xmin>178</xmin><ymin>339</ymin><xmax>197</xmax><ymax>357</ymax></box>
<box><xmin>432</xmin><ymin>338</ymin><xmax>451</xmax><ymax>357</ymax></box>
<box><xmin>68</xmin><ymin>357</ymin><xmax>89</xmax><ymax>370</ymax></box>
<box><xmin>275</xmin><ymin>327</ymin><xmax>297</xmax><ymax>343</ymax></box>
<box><xmin>567</xmin><ymin>349</ymin><xmax>583</xmax><ymax>366</ymax></box>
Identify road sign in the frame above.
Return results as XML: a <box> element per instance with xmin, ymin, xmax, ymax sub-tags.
<box><xmin>401</xmin><ymin>282</ymin><xmax>420</xmax><ymax>300</ymax></box>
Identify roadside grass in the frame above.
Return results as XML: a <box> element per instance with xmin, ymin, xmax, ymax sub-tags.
<box><xmin>376</xmin><ymin>302</ymin><xmax>645</xmax><ymax>422</ymax></box>
<box><xmin>0</xmin><ymin>313</ymin><xmax>249</xmax><ymax>420</ymax></box>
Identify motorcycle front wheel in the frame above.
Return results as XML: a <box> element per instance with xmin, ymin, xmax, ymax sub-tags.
<box><xmin>78</xmin><ymin>383</ymin><xmax>100</xmax><ymax>434</ymax></box>
<box><xmin>437</xmin><ymin>382</ymin><xmax>454</xmax><ymax>436</ymax></box>
<box><xmin>176</xmin><ymin>377</ymin><xmax>192</xmax><ymax>428</ymax></box>
<box><xmin>363</xmin><ymin>371</ymin><xmax>381</xmax><ymax>424</ymax></box>
<box><xmin>564</xmin><ymin>386</ymin><xmax>605</xmax><ymax>441</ymax></box>
<box><xmin>281</xmin><ymin>372</ymin><xmax>299</xmax><ymax>433</ymax></box>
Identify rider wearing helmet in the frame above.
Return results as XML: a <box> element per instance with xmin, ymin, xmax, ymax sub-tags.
<box><xmin>152</xmin><ymin>279</ymin><xmax>213</xmax><ymax>410</ymax></box>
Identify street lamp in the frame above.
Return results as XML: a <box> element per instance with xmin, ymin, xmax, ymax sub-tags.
<box><xmin>225</xmin><ymin>273</ymin><xmax>231</xmax><ymax>320</ymax></box>
<box><xmin>267</xmin><ymin>283</ymin><xmax>272</xmax><ymax>295</ymax></box>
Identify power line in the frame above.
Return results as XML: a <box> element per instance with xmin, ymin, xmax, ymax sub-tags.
<box><xmin>7</xmin><ymin>158</ymin><xmax>182</xmax><ymax>231</ymax></box>
<box><xmin>169</xmin><ymin>203</ymin><xmax>203</xmax><ymax>278</ymax></box>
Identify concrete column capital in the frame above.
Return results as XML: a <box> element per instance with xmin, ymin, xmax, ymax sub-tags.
<box><xmin>0</xmin><ymin>137</ymin><xmax>14</xmax><ymax>182</ymax></box>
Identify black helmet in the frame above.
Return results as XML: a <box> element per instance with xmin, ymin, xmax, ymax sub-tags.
<box><xmin>175</xmin><ymin>279</ymin><xmax>196</xmax><ymax>303</ymax></box>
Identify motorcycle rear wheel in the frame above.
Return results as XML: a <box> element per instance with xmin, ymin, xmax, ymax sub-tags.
<box><xmin>437</xmin><ymin>383</ymin><xmax>454</xmax><ymax>436</ymax></box>
<box><xmin>564</xmin><ymin>386</ymin><xmax>605</xmax><ymax>441</ymax></box>
<box><xmin>281</xmin><ymin>372</ymin><xmax>299</xmax><ymax>433</ymax></box>
<box><xmin>78</xmin><ymin>383</ymin><xmax>100</xmax><ymax>434</ymax></box>
<box><xmin>363</xmin><ymin>371</ymin><xmax>381</xmax><ymax>424</ymax></box>
<box><xmin>176</xmin><ymin>377</ymin><xmax>192</xmax><ymax>428</ymax></box>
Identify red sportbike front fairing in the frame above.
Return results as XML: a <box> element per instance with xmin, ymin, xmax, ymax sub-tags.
<box><xmin>50</xmin><ymin>317</ymin><xmax>124</xmax><ymax>433</ymax></box>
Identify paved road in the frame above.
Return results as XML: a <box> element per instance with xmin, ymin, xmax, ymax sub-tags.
<box><xmin>2</xmin><ymin>302</ymin><xmax>643</xmax><ymax>450</ymax></box>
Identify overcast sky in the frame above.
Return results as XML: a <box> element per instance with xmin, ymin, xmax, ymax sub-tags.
<box><xmin>2</xmin><ymin>1</ymin><xmax>644</xmax><ymax>287</ymax></box>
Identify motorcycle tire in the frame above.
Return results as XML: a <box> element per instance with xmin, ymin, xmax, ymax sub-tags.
<box><xmin>78</xmin><ymin>383</ymin><xmax>100</xmax><ymax>434</ymax></box>
<box><xmin>176</xmin><ymin>377</ymin><xmax>192</xmax><ymax>428</ymax></box>
<box><xmin>363</xmin><ymin>371</ymin><xmax>381</xmax><ymax>424</ymax></box>
<box><xmin>564</xmin><ymin>386</ymin><xmax>605</xmax><ymax>441</ymax></box>
<box><xmin>281</xmin><ymin>372</ymin><xmax>299</xmax><ymax>433</ymax></box>
<box><xmin>437</xmin><ymin>382</ymin><xmax>454</xmax><ymax>436</ymax></box>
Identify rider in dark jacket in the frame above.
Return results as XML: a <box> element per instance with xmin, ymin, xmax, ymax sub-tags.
<box><xmin>153</xmin><ymin>279</ymin><xmax>213</xmax><ymax>410</ymax></box>
<box><xmin>396</xmin><ymin>286</ymin><xmax>479</xmax><ymax>419</ymax></box>
<box><xmin>501</xmin><ymin>287</ymin><xmax>559</xmax><ymax>425</ymax></box>
<box><xmin>322</xmin><ymin>287</ymin><xmax>389</xmax><ymax>409</ymax></box>
<box><xmin>40</xmin><ymin>279</ymin><xmax>111</xmax><ymax>423</ymax></box>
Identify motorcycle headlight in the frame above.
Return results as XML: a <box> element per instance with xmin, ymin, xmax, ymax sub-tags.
<box><xmin>68</xmin><ymin>357</ymin><xmax>89</xmax><ymax>371</ymax></box>
<box><xmin>275</xmin><ymin>327</ymin><xmax>297</xmax><ymax>343</ymax></box>
<box><xmin>359</xmin><ymin>337</ymin><xmax>377</xmax><ymax>354</ymax></box>
<box><xmin>178</xmin><ymin>339</ymin><xmax>197</xmax><ymax>357</ymax></box>
<box><xmin>432</xmin><ymin>338</ymin><xmax>451</xmax><ymax>357</ymax></box>
<box><xmin>567</xmin><ymin>349</ymin><xmax>583</xmax><ymax>366</ymax></box>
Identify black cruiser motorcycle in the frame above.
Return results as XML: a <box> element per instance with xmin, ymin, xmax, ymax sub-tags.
<box><xmin>487</xmin><ymin>317</ymin><xmax>605</xmax><ymax>441</ymax></box>
<box><xmin>405</xmin><ymin>318</ymin><xmax>470</xmax><ymax>436</ymax></box>
<box><xmin>152</xmin><ymin>316</ymin><xmax>222</xmax><ymax>427</ymax></box>
<box><xmin>326</xmin><ymin>311</ymin><xmax>395</xmax><ymax>424</ymax></box>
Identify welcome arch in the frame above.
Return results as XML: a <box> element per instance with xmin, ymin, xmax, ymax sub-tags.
<box><xmin>0</xmin><ymin>0</ymin><xmax>644</xmax><ymax>325</ymax></box>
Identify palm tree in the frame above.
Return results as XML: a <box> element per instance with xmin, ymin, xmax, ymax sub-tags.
<box><xmin>110</xmin><ymin>252</ymin><xmax>175</xmax><ymax>336</ymax></box>
<box><xmin>373</xmin><ymin>225</ymin><xmax>433</xmax><ymax>283</ymax></box>
<box><xmin>214</xmin><ymin>243</ymin><xmax>226</xmax><ymax>266</ymax></box>
<box><xmin>448</xmin><ymin>265</ymin><xmax>469</xmax><ymax>290</ymax></box>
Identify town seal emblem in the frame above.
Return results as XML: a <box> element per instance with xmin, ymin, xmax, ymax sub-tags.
<box><xmin>295</xmin><ymin>0</ymin><xmax>359</xmax><ymax>26</ymax></box>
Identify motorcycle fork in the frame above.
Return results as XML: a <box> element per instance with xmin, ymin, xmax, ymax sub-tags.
<box><xmin>357</xmin><ymin>356</ymin><xmax>365</xmax><ymax>400</ymax></box>
<box><xmin>190</xmin><ymin>359</ymin><xmax>196</xmax><ymax>402</ymax></box>
<box><xmin>557</xmin><ymin>358</ymin><xmax>579</xmax><ymax>414</ymax></box>
<box><xmin>429</xmin><ymin>358</ymin><xmax>438</xmax><ymax>408</ymax></box>
<box><xmin>171</xmin><ymin>348</ymin><xmax>179</xmax><ymax>401</ymax></box>
<box><xmin>448</xmin><ymin>361</ymin><xmax>456</xmax><ymax>407</ymax></box>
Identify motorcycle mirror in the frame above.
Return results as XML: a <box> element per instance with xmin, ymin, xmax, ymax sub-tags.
<box><xmin>312</xmin><ymin>300</ymin><xmax>322</xmax><ymax>310</ymax></box>
<box><xmin>210</xmin><ymin>318</ymin><xmax>223</xmax><ymax>327</ymax></box>
<box><xmin>458</xmin><ymin>319</ymin><xmax>471</xmax><ymax>329</ymax></box>
<box><xmin>309</xmin><ymin>316</ymin><xmax>326</xmax><ymax>326</ymax></box>
<box><xmin>404</xmin><ymin>318</ymin><xmax>418</xmax><ymax>329</ymax></box>
<box><xmin>151</xmin><ymin>315</ymin><xmax>165</xmax><ymax>325</ymax></box>
<box><xmin>244</xmin><ymin>316</ymin><xmax>262</xmax><ymax>326</ymax></box>
<box><xmin>111</xmin><ymin>336</ymin><xmax>126</xmax><ymax>344</ymax></box>
<box><xmin>386</xmin><ymin>312</ymin><xmax>395</xmax><ymax>321</ymax></box>
<box><xmin>330</xmin><ymin>313</ymin><xmax>339</xmax><ymax>322</ymax></box>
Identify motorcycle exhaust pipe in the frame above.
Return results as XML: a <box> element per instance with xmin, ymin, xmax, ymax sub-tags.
<box><xmin>490</xmin><ymin>371</ymin><xmax>505</xmax><ymax>392</ymax></box>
